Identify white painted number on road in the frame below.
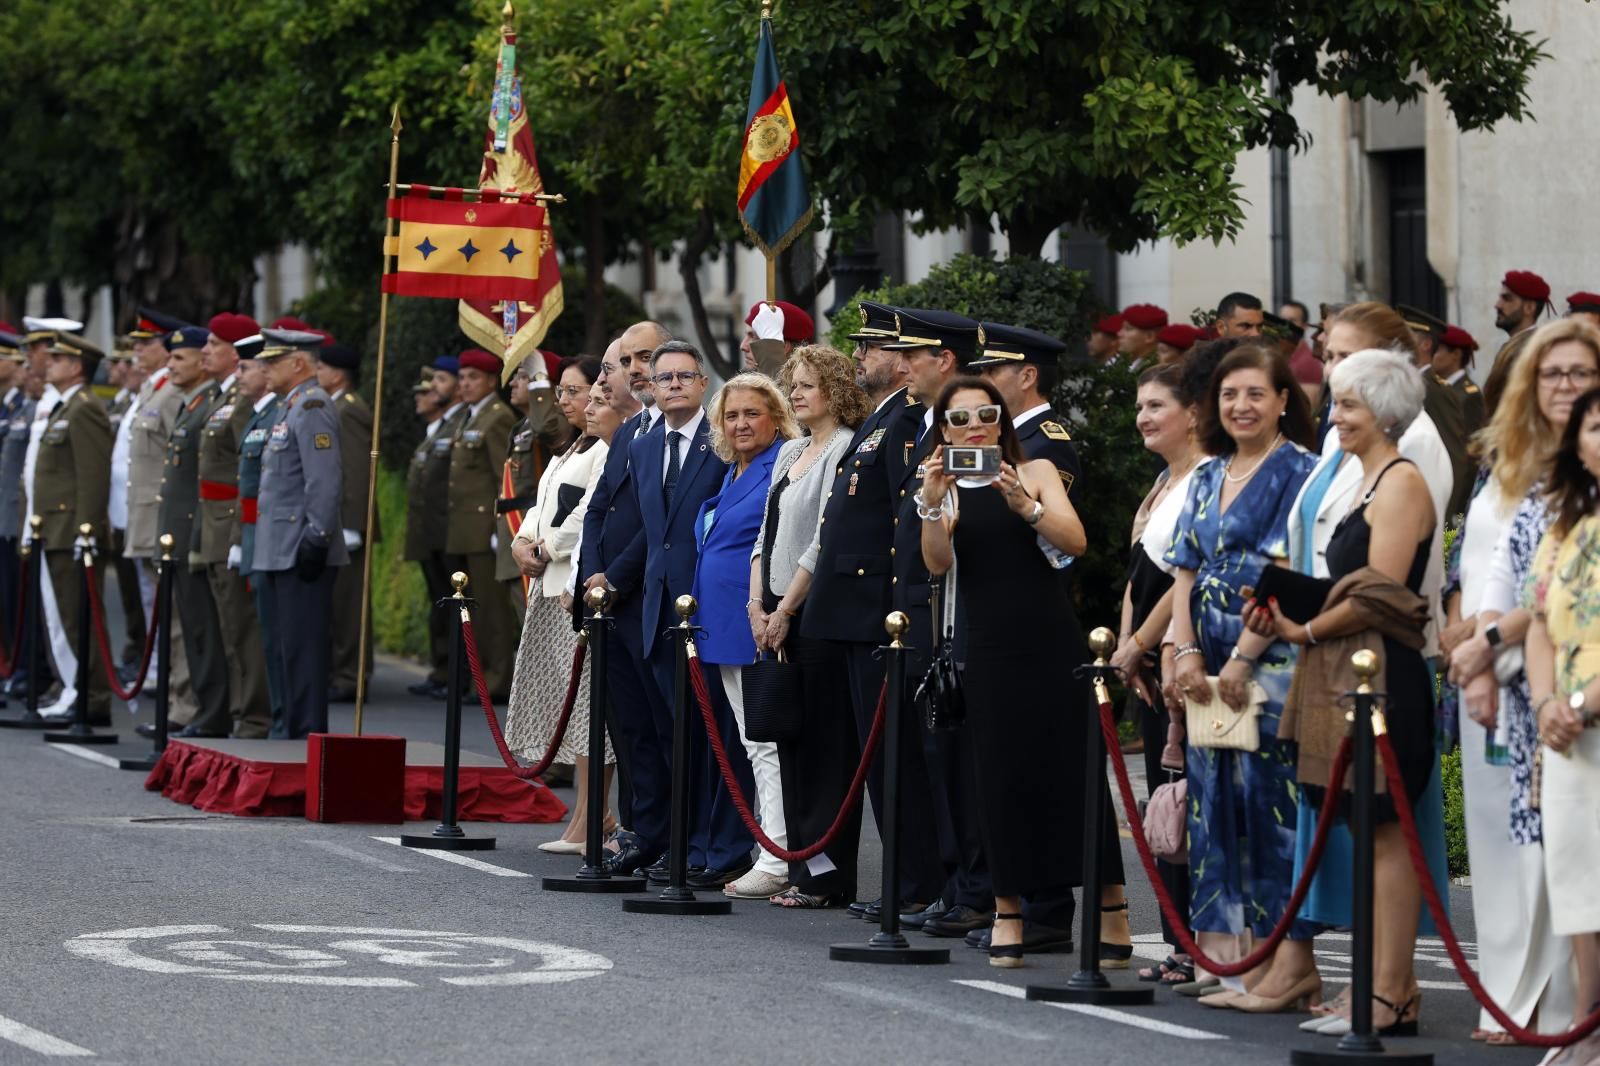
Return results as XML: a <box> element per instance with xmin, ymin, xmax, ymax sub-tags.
<box><xmin>65</xmin><ymin>924</ymin><xmax>610</xmax><ymax>988</ymax></box>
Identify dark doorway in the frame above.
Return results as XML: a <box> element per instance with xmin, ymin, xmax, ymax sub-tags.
<box><xmin>1386</xmin><ymin>150</ymin><xmax>1445</xmax><ymax>317</ymax></box>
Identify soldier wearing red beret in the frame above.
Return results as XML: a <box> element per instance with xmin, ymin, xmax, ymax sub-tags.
<box><xmin>1483</xmin><ymin>269</ymin><xmax>1550</xmax><ymax>417</ymax></box>
<box><xmin>1434</xmin><ymin>325</ymin><xmax>1484</xmax><ymax>434</ymax></box>
<box><xmin>739</xmin><ymin>300</ymin><xmax>814</xmax><ymax>372</ymax></box>
<box><xmin>1117</xmin><ymin>305</ymin><xmax>1168</xmax><ymax>364</ymax></box>
<box><xmin>1087</xmin><ymin>313</ymin><xmax>1122</xmax><ymax>363</ymax></box>
<box><xmin>1155</xmin><ymin>323</ymin><xmax>1201</xmax><ymax>364</ymax></box>
<box><xmin>1567</xmin><ymin>292</ymin><xmax>1600</xmax><ymax>330</ymax></box>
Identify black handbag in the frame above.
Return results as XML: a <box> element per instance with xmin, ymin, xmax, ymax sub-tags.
<box><xmin>742</xmin><ymin>648</ymin><xmax>803</xmax><ymax>742</ymax></box>
<box><xmin>915</xmin><ymin>577</ymin><xmax>966</xmax><ymax>731</ymax></box>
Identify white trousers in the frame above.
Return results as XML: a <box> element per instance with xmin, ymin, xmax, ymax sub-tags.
<box><xmin>39</xmin><ymin>550</ymin><xmax>77</xmax><ymax>717</ymax></box>
<box><xmin>719</xmin><ymin>663</ymin><xmax>788</xmax><ymax>877</ymax></box>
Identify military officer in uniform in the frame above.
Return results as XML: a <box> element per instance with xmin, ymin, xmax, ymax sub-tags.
<box><xmin>495</xmin><ymin>356</ymin><xmax>562</xmax><ymax>620</ymax></box>
<box><xmin>34</xmin><ymin>334</ymin><xmax>113</xmax><ymax>725</ymax></box>
<box><xmin>446</xmin><ymin>349</ymin><xmax>518</xmax><ymax>700</ymax></box>
<box><xmin>254</xmin><ymin>328</ymin><xmax>348</xmax><ymax>738</ymax></box>
<box><xmin>405</xmin><ymin>356</ymin><xmax>464</xmax><ymax>699</ymax></box>
<box><xmin>1434</xmin><ymin>324</ymin><xmax>1485</xmax><ymax>436</ymax></box>
<box><xmin>236</xmin><ymin>345</ymin><xmax>287</xmax><ymax>737</ymax></box>
<box><xmin>102</xmin><ymin>342</ymin><xmax>147</xmax><ymax>674</ymax></box>
<box><xmin>1398</xmin><ymin>305</ymin><xmax>1474</xmax><ymax>521</ymax></box>
<box><xmin>1483</xmin><ymin>269</ymin><xmax>1549</xmax><ymax>419</ymax></box>
<box><xmin>314</xmin><ymin>341</ymin><xmax>377</xmax><ymax>703</ymax></box>
<box><xmin>158</xmin><ymin>327</ymin><xmax>231</xmax><ymax>738</ymax></box>
<box><xmin>196</xmin><ymin>313</ymin><xmax>271</xmax><ymax>738</ymax></box>
<box><xmin>0</xmin><ymin>329</ymin><xmax>32</xmax><ymax>672</ymax></box>
<box><xmin>803</xmin><ymin>301</ymin><xmax>943</xmax><ymax>913</ymax></box>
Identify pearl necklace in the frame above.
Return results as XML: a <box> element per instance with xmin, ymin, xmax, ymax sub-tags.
<box><xmin>1223</xmin><ymin>433</ymin><xmax>1282</xmax><ymax>484</ymax></box>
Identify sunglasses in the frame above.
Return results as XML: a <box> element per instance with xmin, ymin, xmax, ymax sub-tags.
<box><xmin>943</xmin><ymin>404</ymin><xmax>1001</xmax><ymax>428</ymax></box>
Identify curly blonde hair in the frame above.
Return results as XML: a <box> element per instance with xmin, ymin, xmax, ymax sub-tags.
<box><xmin>779</xmin><ymin>344</ymin><xmax>872</xmax><ymax>430</ymax></box>
<box><xmin>709</xmin><ymin>373</ymin><xmax>799</xmax><ymax>462</ymax></box>
<box><xmin>1480</xmin><ymin>318</ymin><xmax>1600</xmax><ymax>506</ymax></box>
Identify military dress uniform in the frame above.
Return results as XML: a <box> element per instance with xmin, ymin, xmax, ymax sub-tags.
<box><xmin>0</xmin><ymin>337</ymin><xmax>33</xmax><ymax>665</ymax></box>
<box><xmin>405</xmin><ymin>399</ymin><xmax>467</xmax><ymax>689</ymax></box>
<box><xmin>33</xmin><ymin>340</ymin><xmax>113</xmax><ymax>724</ymax></box>
<box><xmin>237</xmin><ymin>393</ymin><xmax>288</xmax><ymax>737</ymax></box>
<box><xmin>446</xmin><ymin>392</ymin><xmax>518</xmax><ymax>699</ymax></box>
<box><xmin>1449</xmin><ymin>373</ymin><xmax>1486</xmax><ymax>437</ymax></box>
<box><xmin>104</xmin><ymin>379</ymin><xmax>146</xmax><ymax>666</ymax></box>
<box><xmin>328</xmin><ymin>379</ymin><xmax>378</xmax><ymax>699</ymax></box>
<box><xmin>197</xmin><ymin>372</ymin><xmax>270</xmax><ymax>737</ymax></box>
<box><xmin>253</xmin><ymin>331</ymin><xmax>348</xmax><ymax>738</ymax></box>
<box><xmin>159</xmin><ymin>372</ymin><xmax>230</xmax><ymax>737</ymax></box>
<box><xmin>493</xmin><ymin>413</ymin><xmax>548</xmax><ymax>616</ymax></box>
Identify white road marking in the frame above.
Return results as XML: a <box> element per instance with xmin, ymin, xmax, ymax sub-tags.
<box><xmin>956</xmin><ymin>979</ymin><xmax>1229</xmax><ymax>1041</ymax></box>
<box><xmin>303</xmin><ymin>840</ymin><xmax>416</xmax><ymax>873</ymax></box>
<box><xmin>45</xmin><ymin>744</ymin><xmax>122</xmax><ymax>770</ymax></box>
<box><xmin>824</xmin><ymin>982</ymin><xmax>1052</xmax><ymax>1041</ymax></box>
<box><xmin>371</xmin><ymin>837</ymin><xmax>530</xmax><ymax>877</ymax></box>
<box><xmin>0</xmin><ymin>1013</ymin><xmax>95</xmax><ymax>1057</ymax></box>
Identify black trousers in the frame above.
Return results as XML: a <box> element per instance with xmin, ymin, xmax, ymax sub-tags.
<box><xmin>266</xmin><ymin>565</ymin><xmax>336</xmax><ymax>738</ymax></box>
<box><xmin>777</xmin><ymin>625</ymin><xmax>863</xmax><ymax>899</ymax></box>
<box><xmin>418</xmin><ymin>553</ymin><xmax>452</xmax><ymax>685</ymax></box>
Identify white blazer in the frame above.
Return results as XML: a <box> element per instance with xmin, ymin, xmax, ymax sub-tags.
<box><xmin>515</xmin><ymin>438</ymin><xmax>609</xmax><ymax>599</ymax></box>
<box><xmin>1285</xmin><ymin>411</ymin><xmax>1452</xmax><ymax>657</ymax></box>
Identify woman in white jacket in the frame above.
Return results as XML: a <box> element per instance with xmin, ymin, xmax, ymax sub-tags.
<box><xmin>505</xmin><ymin>357</ymin><xmax>616</xmax><ymax>853</ymax></box>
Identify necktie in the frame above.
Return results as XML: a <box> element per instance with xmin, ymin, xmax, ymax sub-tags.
<box><xmin>664</xmin><ymin>430</ymin><xmax>682</xmax><ymax>510</ymax></box>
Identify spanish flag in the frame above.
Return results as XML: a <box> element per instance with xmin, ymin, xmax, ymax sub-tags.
<box><xmin>737</xmin><ymin>12</ymin><xmax>813</xmax><ymax>256</ymax></box>
<box><xmin>458</xmin><ymin>6</ymin><xmax>564</xmax><ymax>377</ymax></box>
<box><xmin>382</xmin><ymin>186</ymin><xmax>547</xmax><ymax>302</ymax></box>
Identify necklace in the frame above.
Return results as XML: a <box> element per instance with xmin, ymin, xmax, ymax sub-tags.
<box><xmin>1223</xmin><ymin>433</ymin><xmax>1282</xmax><ymax>484</ymax></box>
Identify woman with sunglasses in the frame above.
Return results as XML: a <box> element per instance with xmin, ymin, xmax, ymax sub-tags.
<box><xmin>919</xmin><ymin>376</ymin><xmax>1086</xmax><ymax>968</ymax></box>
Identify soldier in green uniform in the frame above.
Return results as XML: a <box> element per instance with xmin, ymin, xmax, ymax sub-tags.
<box><xmin>34</xmin><ymin>334</ymin><xmax>113</xmax><ymax>725</ymax></box>
<box><xmin>404</xmin><ymin>362</ymin><xmax>454</xmax><ymax>699</ymax></box>
<box><xmin>197</xmin><ymin>313</ymin><xmax>271</xmax><ymax>738</ymax></box>
<box><xmin>316</xmin><ymin>342</ymin><xmax>377</xmax><ymax>703</ymax></box>
<box><xmin>1434</xmin><ymin>324</ymin><xmax>1485</xmax><ymax>436</ymax></box>
<box><xmin>495</xmin><ymin>357</ymin><xmax>567</xmax><ymax>622</ymax></box>
<box><xmin>235</xmin><ymin>347</ymin><xmax>287</xmax><ymax>737</ymax></box>
<box><xmin>102</xmin><ymin>342</ymin><xmax>149</xmax><ymax>676</ymax></box>
<box><xmin>159</xmin><ymin>327</ymin><xmax>231</xmax><ymax>738</ymax></box>
<box><xmin>1398</xmin><ymin>305</ymin><xmax>1474</xmax><ymax>521</ymax></box>
<box><xmin>447</xmin><ymin>349</ymin><xmax>518</xmax><ymax>701</ymax></box>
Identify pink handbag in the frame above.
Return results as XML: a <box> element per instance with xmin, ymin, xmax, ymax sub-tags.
<box><xmin>1144</xmin><ymin>777</ymin><xmax>1189</xmax><ymax>864</ymax></box>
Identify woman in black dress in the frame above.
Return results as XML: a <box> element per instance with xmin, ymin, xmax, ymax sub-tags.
<box><xmin>919</xmin><ymin>376</ymin><xmax>1087</xmax><ymax>968</ymax></box>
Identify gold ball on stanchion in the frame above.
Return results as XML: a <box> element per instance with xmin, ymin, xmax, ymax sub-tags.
<box><xmin>159</xmin><ymin>534</ymin><xmax>174</xmax><ymax>561</ymax></box>
<box><xmin>584</xmin><ymin>585</ymin><xmax>611</xmax><ymax>612</ymax></box>
<box><xmin>451</xmin><ymin>571</ymin><xmax>469</xmax><ymax>596</ymax></box>
<box><xmin>79</xmin><ymin>522</ymin><xmax>93</xmax><ymax>538</ymax></box>
<box><xmin>29</xmin><ymin>514</ymin><xmax>41</xmax><ymax>533</ymax></box>
<box><xmin>675</xmin><ymin>594</ymin><xmax>698</xmax><ymax>620</ymax></box>
<box><xmin>1351</xmin><ymin>648</ymin><xmax>1380</xmax><ymax>680</ymax></box>
<box><xmin>885</xmin><ymin>611</ymin><xmax>909</xmax><ymax>639</ymax></box>
<box><xmin>1088</xmin><ymin>626</ymin><xmax>1117</xmax><ymax>663</ymax></box>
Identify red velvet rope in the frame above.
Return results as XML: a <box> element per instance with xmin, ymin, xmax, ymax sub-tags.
<box><xmin>1097</xmin><ymin>695</ymin><xmax>1349</xmax><ymax>977</ymax></box>
<box><xmin>460</xmin><ymin>616</ymin><xmax>584</xmax><ymax>781</ymax></box>
<box><xmin>83</xmin><ymin>558</ymin><xmax>161</xmax><ymax>701</ymax></box>
<box><xmin>1377</xmin><ymin>731</ymin><xmax>1600</xmax><ymax>1048</ymax></box>
<box><xmin>687</xmin><ymin>650</ymin><xmax>883</xmax><ymax>863</ymax></box>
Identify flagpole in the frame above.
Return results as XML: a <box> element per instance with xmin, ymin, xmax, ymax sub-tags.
<box><xmin>762</xmin><ymin>0</ymin><xmax>775</xmax><ymax>306</ymax></box>
<box><xmin>353</xmin><ymin>101</ymin><xmax>403</xmax><ymax>737</ymax></box>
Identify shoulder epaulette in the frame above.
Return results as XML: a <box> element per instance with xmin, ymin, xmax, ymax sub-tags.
<box><xmin>1464</xmin><ymin>383</ymin><xmax>1480</xmax><ymax>394</ymax></box>
<box><xmin>1041</xmin><ymin>420</ymin><xmax>1071</xmax><ymax>441</ymax></box>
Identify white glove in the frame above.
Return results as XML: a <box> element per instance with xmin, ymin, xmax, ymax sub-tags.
<box><xmin>752</xmin><ymin>302</ymin><xmax>786</xmax><ymax>342</ymax></box>
<box><xmin>342</xmin><ymin>529</ymin><xmax>362</xmax><ymax>552</ymax></box>
<box><xmin>226</xmin><ymin>544</ymin><xmax>242</xmax><ymax>571</ymax></box>
<box><xmin>490</xmin><ymin>533</ymin><xmax>499</xmax><ymax>553</ymax></box>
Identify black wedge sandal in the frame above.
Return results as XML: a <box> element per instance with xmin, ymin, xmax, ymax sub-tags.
<box><xmin>1100</xmin><ymin>901</ymin><xmax>1133</xmax><ymax>969</ymax></box>
<box><xmin>989</xmin><ymin>912</ymin><xmax>1025</xmax><ymax>969</ymax></box>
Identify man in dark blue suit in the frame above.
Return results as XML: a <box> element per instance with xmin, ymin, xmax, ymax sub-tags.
<box><xmin>620</xmin><ymin>340</ymin><xmax>753</xmax><ymax>887</ymax></box>
<box><xmin>578</xmin><ymin>322</ymin><xmax>667</xmax><ymax>875</ymax></box>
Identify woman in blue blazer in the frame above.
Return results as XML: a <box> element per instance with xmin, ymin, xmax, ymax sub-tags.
<box><xmin>693</xmin><ymin>373</ymin><xmax>797</xmax><ymax>899</ymax></box>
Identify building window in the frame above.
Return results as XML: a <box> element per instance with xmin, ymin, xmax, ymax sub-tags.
<box><xmin>1060</xmin><ymin>226</ymin><xmax>1118</xmax><ymax>309</ymax></box>
<box><xmin>1384</xmin><ymin>149</ymin><xmax>1444</xmax><ymax>317</ymax></box>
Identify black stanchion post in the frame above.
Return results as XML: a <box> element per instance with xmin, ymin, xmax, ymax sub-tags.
<box><xmin>0</xmin><ymin>515</ymin><xmax>51</xmax><ymax>730</ymax></box>
<box><xmin>545</xmin><ymin>585</ymin><xmax>646</xmax><ymax>893</ymax></box>
<box><xmin>1029</xmin><ymin>628</ymin><xmax>1152</xmax><ymax>1004</ymax></box>
<box><xmin>1292</xmin><ymin>650</ymin><xmax>1431</xmax><ymax>1066</ymax></box>
<box><xmin>832</xmin><ymin>611</ymin><xmax>948</xmax><ymax>963</ymax></box>
<box><xmin>402</xmin><ymin>571</ymin><xmax>495</xmax><ymax>851</ymax></box>
<box><xmin>625</xmin><ymin>595</ymin><xmax>731</xmax><ymax>915</ymax></box>
<box><xmin>119</xmin><ymin>534</ymin><xmax>174</xmax><ymax>771</ymax></box>
<box><xmin>45</xmin><ymin>525</ymin><xmax>116</xmax><ymax>746</ymax></box>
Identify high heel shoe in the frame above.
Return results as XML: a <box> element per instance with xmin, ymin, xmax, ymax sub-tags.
<box><xmin>1229</xmin><ymin>973</ymin><xmax>1322</xmax><ymax>1014</ymax></box>
<box><xmin>988</xmin><ymin>912</ymin><xmax>1025</xmax><ymax>969</ymax></box>
<box><xmin>1317</xmin><ymin>992</ymin><xmax>1422</xmax><ymax>1038</ymax></box>
<box><xmin>1099</xmin><ymin>902</ymin><xmax>1133</xmax><ymax>970</ymax></box>
<box><xmin>1199</xmin><ymin>990</ymin><xmax>1245</xmax><ymax>1009</ymax></box>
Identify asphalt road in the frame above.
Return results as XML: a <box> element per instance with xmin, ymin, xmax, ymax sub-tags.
<box><xmin>0</xmin><ymin>643</ymin><xmax>1548</xmax><ymax>1065</ymax></box>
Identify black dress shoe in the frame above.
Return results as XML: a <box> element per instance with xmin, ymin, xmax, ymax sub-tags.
<box><xmin>175</xmin><ymin>726</ymin><xmax>228</xmax><ymax>739</ymax></box>
<box><xmin>847</xmin><ymin>898</ymin><xmax>878</xmax><ymax>920</ymax></box>
<box><xmin>901</xmin><ymin>899</ymin><xmax>947</xmax><ymax>931</ymax></box>
<box><xmin>648</xmin><ymin>864</ymin><xmax>705</xmax><ymax>886</ymax></box>
<box><xmin>862</xmin><ymin>899</ymin><xmax>931</xmax><ymax>922</ymax></box>
<box><xmin>685</xmin><ymin>860</ymin><xmax>753</xmax><ymax>890</ymax></box>
<box><xmin>924</xmin><ymin>904</ymin><xmax>995</xmax><ymax>938</ymax></box>
<box><xmin>642</xmin><ymin>854</ymin><xmax>671</xmax><ymax>882</ymax></box>
<box><xmin>602</xmin><ymin>843</ymin><xmax>652</xmax><ymax>877</ymax></box>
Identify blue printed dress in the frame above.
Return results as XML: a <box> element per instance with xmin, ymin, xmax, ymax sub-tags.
<box><xmin>1166</xmin><ymin>443</ymin><xmax>1319</xmax><ymax>938</ymax></box>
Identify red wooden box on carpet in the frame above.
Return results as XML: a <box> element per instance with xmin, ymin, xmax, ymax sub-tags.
<box><xmin>305</xmin><ymin>733</ymin><xmax>406</xmax><ymax>823</ymax></box>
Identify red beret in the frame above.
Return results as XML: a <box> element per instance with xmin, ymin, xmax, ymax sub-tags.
<box><xmin>1157</xmin><ymin>323</ymin><xmax>1201</xmax><ymax>350</ymax></box>
<box><xmin>1503</xmin><ymin>270</ymin><xmax>1550</xmax><ymax>303</ymax></box>
<box><xmin>744</xmin><ymin>300</ymin><xmax>815</xmax><ymax>342</ymax></box>
<box><xmin>1122</xmin><ymin>304</ymin><xmax>1168</xmax><ymax>331</ymax></box>
<box><xmin>271</xmin><ymin>315</ymin><xmax>313</xmax><ymax>332</ymax></box>
<box><xmin>1093</xmin><ymin>314</ymin><xmax>1124</xmax><ymax>336</ymax></box>
<box><xmin>1568</xmin><ymin>292</ymin><xmax>1600</xmax><ymax>314</ymax></box>
<box><xmin>458</xmin><ymin>349</ymin><xmax>504</xmax><ymax>377</ymax></box>
<box><xmin>1440</xmin><ymin>325</ymin><xmax>1478</xmax><ymax>351</ymax></box>
<box><xmin>208</xmin><ymin>312</ymin><xmax>261</xmax><ymax>344</ymax></box>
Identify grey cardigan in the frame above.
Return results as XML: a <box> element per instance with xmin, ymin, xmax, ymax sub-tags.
<box><xmin>751</xmin><ymin>427</ymin><xmax>855</xmax><ymax>598</ymax></box>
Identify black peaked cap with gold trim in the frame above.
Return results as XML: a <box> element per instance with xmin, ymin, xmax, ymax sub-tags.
<box><xmin>968</xmin><ymin>322</ymin><xmax>1068</xmax><ymax>369</ymax></box>
<box><xmin>883</xmin><ymin>307</ymin><xmax>979</xmax><ymax>363</ymax></box>
<box><xmin>847</xmin><ymin>300</ymin><xmax>901</xmax><ymax>343</ymax></box>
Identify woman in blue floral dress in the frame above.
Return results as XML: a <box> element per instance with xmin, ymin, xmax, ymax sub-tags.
<box><xmin>1165</xmin><ymin>345</ymin><xmax>1321</xmax><ymax>1011</ymax></box>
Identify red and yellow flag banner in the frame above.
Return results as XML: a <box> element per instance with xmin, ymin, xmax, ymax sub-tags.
<box><xmin>381</xmin><ymin>187</ymin><xmax>547</xmax><ymax>302</ymax></box>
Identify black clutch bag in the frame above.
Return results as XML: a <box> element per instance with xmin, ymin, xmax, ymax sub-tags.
<box><xmin>551</xmin><ymin>483</ymin><xmax>585</xmax><ymax>527</ymax></box>
<box><xmin>915</xmin><ymin>578</ymin><xmax>965</xmax><ymax>731</ymax></box>
<box><xmin>1252</xmin><ymin>566</ymin><xmax>1332</xmax><ymax>625</ymax></box>
<box><xmin>742</xmin><ymin>648</ymin><xmax>803</xmax><ymax>742</ymax></box>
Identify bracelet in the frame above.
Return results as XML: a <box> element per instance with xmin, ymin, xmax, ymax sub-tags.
<box><xmin>1130</xmin><ymin>630</ymin><xmax>1149</xmax><ymax>653</ymax></box>
<box><xmin>1023</xmin><ymin>499</ymin><xmax>1045</xmax><ymax>526</ymax></box>
<box><xmin>1173</xmin><ymin>646</ymin><xmax>1203</xmax><ymax>662</ymax></box>
<box><xmin>916</xmin><ymin>503</ymin><xmax>945</xmax><ymax>521</ymax></box>
<box><xmin>1305</xmin><ymin>618</ymin><xmax>1317</xmax><ymax>645</ymax></box>
<box><xmin>1534</xmin><ymin>694</ymin><xmax>1555</xmax><ymax>718</ymax></box>
<box><xmin>1229</xmin><ymin>645</ymin><xmax>1258</xmax><ymax>665</ymax></box>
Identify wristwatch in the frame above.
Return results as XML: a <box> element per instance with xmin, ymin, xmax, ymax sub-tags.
<box><xmin>1571</xmin><ymin>690</ymin><xmax>1595</xmax><ymax>727</ymax></box>
<box><xmin>1485</xmin><ymin>621</ymin><xmax>1503</xmax><ymax>648</ymax></box>
<box><xmin>1228</xmin><ymin>645</ymin><xmax>1258</xmax><ymax>666</ymax></box>
<box><xmin>1024</xmin><ymin>499</ymin><xmax>1045</xmax><ymax>526</ymax></box>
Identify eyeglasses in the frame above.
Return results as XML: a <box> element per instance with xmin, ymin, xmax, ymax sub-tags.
<box><xmin>943</xmin><ymin>404</ymin><xmax>1001</xmax><ymax>428</ymax></box>
<box><xmin>651</xmin><ymin>371</ymin><xmax>702</xmax><ymax>386</ymax></box>
<box><xmin>556</xmin><ymin>385</ymin><xmax>588</xmax><ymax>398</ymax></box>
<box><xmin>600</xmin><ymin>362</ymin><xmax>617</xmax><ymax>376</ymax></box>
<box><xmin>1538</xmin><ymin>366</ymin><xmax>1600</xmax><ymax>387</ymax></box>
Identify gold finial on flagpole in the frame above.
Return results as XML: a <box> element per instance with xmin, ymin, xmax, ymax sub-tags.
<box><xmin>502</xmin><ymin>1</ymin><xmax>514</xmax><ymax>32</ymax></box>
<box><xmin>761</xmin><ymin>0</ymin><xmax>772</xmax><ymax>18</ymax></box>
